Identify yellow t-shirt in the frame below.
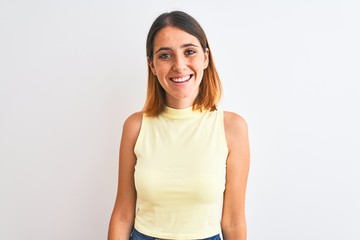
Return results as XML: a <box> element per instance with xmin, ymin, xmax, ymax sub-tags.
<box><xmin>134</xmin><ymin>106</ymin><xmax>228</xmax><ymax>239</ymax></box>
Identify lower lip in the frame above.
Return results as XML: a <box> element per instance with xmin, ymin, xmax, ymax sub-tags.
<box><xmin>170</xmin><ymin>75</ymin><xmax>192</xmax><ymax>86</ymax></box>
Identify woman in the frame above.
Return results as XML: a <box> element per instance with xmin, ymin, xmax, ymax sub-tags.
<box><xmin>108</xmin><ymin>11</ymin><xmax>250</xmax><ymax>240</ymax></box>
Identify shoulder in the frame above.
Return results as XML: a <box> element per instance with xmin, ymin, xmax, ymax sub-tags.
<box><xmin>123</xmin><ymin>111</ymin><xmax>143</xmax><ymax>129</ymax></box>
<box><xmin>223</xmin><ymin>111</ymin><xmax>249</xmax><ymax>150</ymax></box>
<box><xmin>122</xmin><ymin>111</ymin><xmax>143</xmax><ymax>141</ymax></box>
<box><xmin>223</xmin><ymin>111</ymin><xmax>248</xmax><ymax>133</ymax></box>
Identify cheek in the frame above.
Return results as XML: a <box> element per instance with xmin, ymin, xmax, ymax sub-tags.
<box><xmin>191</xmin><ymin>57</ymin><xmax>206</xmax><ymax>70</ymax></box>
<box><xmin>194</xmin><ymin>62</ymin><xmax>206</xmax><ymax>74</ymax></box>
<box><xmin>154</xmin><ymin>62</ymin><xmax>171</xmax><ymax>77</ymax></box>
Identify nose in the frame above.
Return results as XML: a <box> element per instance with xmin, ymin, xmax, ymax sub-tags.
<box><xmin>172</xmin><ymin>55</ymin><xmax>186</xmax><ymax>72</ymax></box>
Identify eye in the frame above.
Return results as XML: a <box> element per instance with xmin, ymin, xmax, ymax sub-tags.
<box><xmin>159</xmin><ymin>53</ymin><xmax>171</xmax><ymax>59</ymax></box>
<box><xmin>185</xmin><ymin>49</ymin><xmax>196</xmax><ymax>55</ymax></box>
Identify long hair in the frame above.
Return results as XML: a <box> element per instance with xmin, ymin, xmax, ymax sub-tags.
<box><xmin>143</xmin><ymin>11</ymin><xmax>222</xmax><ymax>116</ymax></box>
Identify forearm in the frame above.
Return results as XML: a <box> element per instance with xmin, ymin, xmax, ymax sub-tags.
<box><xmin>222</xmin><ymin>223</ymin><xmax>247</xmax><ymax>240</ymax></box>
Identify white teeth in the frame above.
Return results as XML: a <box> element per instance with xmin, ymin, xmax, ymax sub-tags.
<box><xmin>171</xmin><ymin>75</ymin><xmax>191</xmax><ymax>82</ymax></box>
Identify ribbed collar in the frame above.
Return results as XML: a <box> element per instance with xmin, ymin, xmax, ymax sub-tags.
<box><xmin>162</xmin><ymin>106</ymin><xmax>202</xmax><ymax>119</ymax></box>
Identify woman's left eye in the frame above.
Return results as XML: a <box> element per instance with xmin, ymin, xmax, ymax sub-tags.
<box><xmin>185</xmin><ymin>49</ymin><xmax>196</xmax><ymax>55</ymax></box>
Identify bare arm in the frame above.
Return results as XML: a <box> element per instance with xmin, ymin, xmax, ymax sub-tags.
<box><xmin>221</xmin><ymin>112</ymin><xmax>250</xmax><ymax>240</ymax></box>
<box><xmin>108</xmin><ymin>112</ymin><xmax>142</xmax><ymax>240</ymax></box>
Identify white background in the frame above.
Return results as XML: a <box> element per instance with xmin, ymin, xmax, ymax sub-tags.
<box><xmin>1</xmin><ymin>1</ymin><xmax>359</xmax><ymax>239</ymax></box>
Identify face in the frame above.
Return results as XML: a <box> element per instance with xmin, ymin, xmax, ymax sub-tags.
<box><xmin>148</xmin><ymin>26</ymin><xmax>209</xmax><ymax>108</ymax></box>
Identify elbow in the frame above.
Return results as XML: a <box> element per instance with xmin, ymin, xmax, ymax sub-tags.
<box><xmin>221</xmin><ymin>218</ymin><xmax>247</xmax><ymax>240</ymax></box>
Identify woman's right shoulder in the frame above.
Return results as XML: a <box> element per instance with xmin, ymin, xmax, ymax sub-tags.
<box><xmin>123</xmin><ymin>111</ymin><xmax>143</xmax><ymax>129</ymax></box>
<box><xmin>121</xmin><ymin>111</ymin><xmax>143</xmax><ymax>139</ymax></box>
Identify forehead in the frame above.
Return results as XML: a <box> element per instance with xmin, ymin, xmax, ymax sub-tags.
<box><xmin>153</xmin><ymin>26</ymin><xmax>200</xmax><ymax>48</ymax></box>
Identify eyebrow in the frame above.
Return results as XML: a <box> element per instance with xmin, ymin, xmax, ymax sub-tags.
<box><xmin>155</xmin><ymin>43</ymin><xmax>199</xmax><ymax>54</ymax></box>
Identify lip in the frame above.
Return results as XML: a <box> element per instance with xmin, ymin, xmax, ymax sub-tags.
<box><xmin>169</xmin><ymin>74</ymin><xmax>193</xmax><ymax>83</ymax></box>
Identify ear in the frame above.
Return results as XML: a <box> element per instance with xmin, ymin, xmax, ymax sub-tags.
<box><xmin>203</xmin><ymin>48</ymin><xmax>209</xmax><ymax>69</ymax></box>
<box><xmin>147</xmin><ymin>57</ymin><xmax>157</xmax><ymax>76</ymax></box>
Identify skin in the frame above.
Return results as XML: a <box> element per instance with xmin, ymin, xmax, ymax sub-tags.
<box><xmin>108</xmin><ymin>26</ymin><xmax>250</xmax><ymax>240</ymax></box>
<box><xmin>221</xmin><ymin>112</ymin><xmax>250</xmax><ymax>240</ymax></box>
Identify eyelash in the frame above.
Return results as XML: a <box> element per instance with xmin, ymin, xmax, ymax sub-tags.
<box><xmin>158</xmin><ymin>49</ymin><xmax>197</xmax><ymax>60</ymax></box>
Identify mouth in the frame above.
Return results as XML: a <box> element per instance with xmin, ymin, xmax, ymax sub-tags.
<box><xmin>170</xmin><ymin>74</ymin><xmax>193</xmax><ymax>83</ymax></box>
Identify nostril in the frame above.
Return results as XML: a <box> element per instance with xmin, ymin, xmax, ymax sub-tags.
<box><xmin>172</xmin><ymin>65</ymin><xmax>186</xmax><ymax>71</ymax></box>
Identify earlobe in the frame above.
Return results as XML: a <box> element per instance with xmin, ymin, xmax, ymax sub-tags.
<box><xmin>204</xmin><ymin>48</ymin><xmax>209</xmax><ymax>69</ymax></box>
<box><xmin>147</xmin><ymin>58</ymin><xmax>157</xmax><ymax>76</ymax></box>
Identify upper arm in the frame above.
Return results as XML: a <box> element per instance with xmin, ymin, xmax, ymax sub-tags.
<box><xmin>221</xmin><ymin>112</ymin><xmax>250</xmax><ymax>238</ymax></box>
<box><xmin>112</xmin><ymin>112</ymin><xmax>143</xmax><ymax>221</ymax></box>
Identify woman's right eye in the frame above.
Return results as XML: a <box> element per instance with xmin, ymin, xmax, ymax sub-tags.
<box><xmin>159</xmin><ymin>53</ymin><xmax>171</xmax><ymax>59</ymax></box>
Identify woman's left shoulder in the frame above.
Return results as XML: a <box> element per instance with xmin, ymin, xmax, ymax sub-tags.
<box><xmin>223</xmin><ymin>111</ymin><xmax>250</xmax><ymax>156</ymax></box>
<box><xmin>223</xmin><ymin>111</ymin><xmax>248</xmax><ymax>132</ymax></box>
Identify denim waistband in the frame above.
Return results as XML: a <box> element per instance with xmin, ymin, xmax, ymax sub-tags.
<box><xmin>130</xmin><ymin>228</ymin><xmax>221</xmax><ymax>240</ymax></box>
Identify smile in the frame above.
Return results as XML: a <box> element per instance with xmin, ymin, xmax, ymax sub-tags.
<box><xmin>170</xmin><ymin>74</ymin><xmax>193</xmax><ymax>83</ymax></box>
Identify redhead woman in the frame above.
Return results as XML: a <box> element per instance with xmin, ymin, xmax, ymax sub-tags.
<box><xmin>108</xmin><ymin>11</ymin><xmax>250</xmax><ymax>240</ymax></box>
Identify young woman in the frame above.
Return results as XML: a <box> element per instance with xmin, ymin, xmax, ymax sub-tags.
<box><xmin>108</xmin><ymin>11</ymin><xmax>250</xmax><ymax>240</ymax></box>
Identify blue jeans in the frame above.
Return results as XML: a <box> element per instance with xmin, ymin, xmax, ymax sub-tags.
<box><xmin>130</xmin><ymin>228</ymin><xmax>221</xmax><ymax>240</ymax></box>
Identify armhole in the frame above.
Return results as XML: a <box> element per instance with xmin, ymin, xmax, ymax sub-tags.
<box><xmin>133</xmin><ymin>113</ymin><xmax>145</xmax><ymax>157</ymax></box>
<box><xmin>219</xmin><ymin>111</ymin><xmax>229</xmax><ymax>156</ymax></box>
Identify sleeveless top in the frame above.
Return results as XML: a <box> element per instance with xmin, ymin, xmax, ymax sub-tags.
<box><xmin>133</xmin><ymin>106</ymin><xmax>228</xmax><ymax>239</ymax></box>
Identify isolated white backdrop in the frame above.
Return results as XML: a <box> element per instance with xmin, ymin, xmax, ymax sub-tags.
<box><xmin>1</xmin><ymin>1</ymin><xmax>359</xmax><ymax>239</ymax></box>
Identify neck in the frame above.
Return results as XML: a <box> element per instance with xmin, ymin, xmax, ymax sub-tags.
<box><xmin>165</xmin><ymin>96</ymin><xmax>197</xmax><ymax>109</ymax></box>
